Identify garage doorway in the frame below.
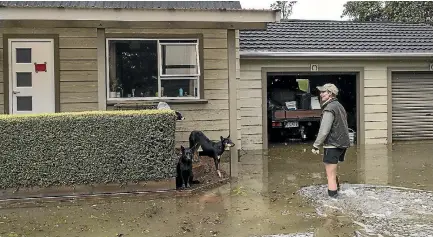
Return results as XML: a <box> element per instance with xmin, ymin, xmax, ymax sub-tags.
<box><xmin>265</xmin><ymin>72</ymin><xmax>359</xmax><ymax>146</ymax></box>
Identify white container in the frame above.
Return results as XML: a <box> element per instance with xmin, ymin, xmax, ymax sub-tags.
<box><xmin>109</xmin><ymin>92</ymin><xmax>117</xmax><ymax>98</ymax></box>
<box><xmin>285</xmin><ymin>101</ymin><xmax>297</xmax><ymax>110</ymax></box>
<box><xmin>349</xmin><ymin>128</ymin><xmax>356</xmax><ymax>145</ymax></box>
<box><xmin>311</xmin><ymin>97</ymin><xmax>321</xmax><ymax>110</ymax></box>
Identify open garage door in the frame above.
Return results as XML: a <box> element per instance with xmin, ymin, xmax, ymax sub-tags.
<box><xmin>267</xmin><ymin>72</ymin><xmax>358</xmax><ymax>144</ymax></box>
<box><xmin>392</xmin><ymin>72</ymin><xmax>433</xmax><ymax>140</ymax></box>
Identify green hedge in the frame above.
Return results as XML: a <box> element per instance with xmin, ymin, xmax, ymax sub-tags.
<box><xmin>0</xmin><ymin>110</ymin><xmax>177</xmax><ymax>189</ymax></box>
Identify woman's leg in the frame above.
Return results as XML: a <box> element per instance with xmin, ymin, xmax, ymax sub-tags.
<box><xmin>324</xmin><ymin>163</ymin><xmax>338</xmax><ymax>196</ymax></box>
<box><xmin>323</xmin><ymin>148</ymin><xmax>343</xmax><ymax>196</ymax></box>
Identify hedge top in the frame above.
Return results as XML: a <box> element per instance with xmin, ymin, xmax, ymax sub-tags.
<box><xmin>0</xmin><ymin>109</ymin><xmax>175</xmax><ymax>120</ymax></box>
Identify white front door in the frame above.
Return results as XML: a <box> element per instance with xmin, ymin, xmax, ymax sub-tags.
<box><xmin>9</xmin><ymin>39</ymin><xmax>55</xmax><ymax>115</ymax></box>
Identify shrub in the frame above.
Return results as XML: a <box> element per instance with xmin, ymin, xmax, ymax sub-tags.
<box><xmin>0</xmin><ymin>110</ymin><xmax>177</xmax><ymax>189</ymax></box>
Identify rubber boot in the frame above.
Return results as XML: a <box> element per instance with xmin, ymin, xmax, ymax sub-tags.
<box><xmin>328</xmin><ymin>189</ymin><xmax>338</xmax><ymax>198</ymax></box>
<box><xmin>336</xmin><ymin>176</ymin><xmax>340</xmax><ymax>191</ymax></box>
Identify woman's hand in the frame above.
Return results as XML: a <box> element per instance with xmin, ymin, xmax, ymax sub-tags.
<box><xmin>312</xmin><ymin>145</ymin><xmax>320</xmax><ymax>155</ymax></box>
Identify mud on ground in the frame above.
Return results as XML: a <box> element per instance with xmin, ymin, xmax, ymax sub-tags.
<box><xmin>174</xmin><ymin>147</ymin><xmax>230</xmax><ymax>193</ymax></box>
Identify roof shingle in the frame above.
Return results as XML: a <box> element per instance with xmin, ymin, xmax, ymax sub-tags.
<box><xmin>0</xmin><ymin>1</ymin><xmax>242</xmax><ymax>10</ymax></box>
<box><xmin>240</xmin><ymin>20</ymin><xmax>433</xmax><ymax>53</ymax></box>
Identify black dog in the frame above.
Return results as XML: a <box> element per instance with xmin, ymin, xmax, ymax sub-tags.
<box><xmin>175</xmin><ymin>111</ymin><xmax>185</xmax><ymax>121</ymax></box>
<box><xmin>176</xmin><ymin>145</ymin><xmax>198</xmax><ymax>189</ymax></box>
<box><xmin>189</xmin><ymin>131</ymin><xmax>235</xmax><ymax>178</ymax></box>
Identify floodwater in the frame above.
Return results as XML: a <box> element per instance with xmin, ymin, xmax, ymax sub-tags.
<box><xmin>0</xmin><ymin>142</ymin><xmax>432</xmax><ymax>237</ymax></box>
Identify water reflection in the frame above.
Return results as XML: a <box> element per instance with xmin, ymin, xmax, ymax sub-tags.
<box><xmin>357</xmin><ymin>144</ymin><xmax>392</xmax><ymax>185</ymax></box>
<box><xmin>390</xmin><ymin>142</ymin><xmax>433</xmax><ymax>190</ymax></box>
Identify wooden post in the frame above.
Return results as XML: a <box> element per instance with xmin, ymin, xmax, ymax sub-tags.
<box><xmin>227</xmin><ymin>29</ymin><xmax>239</xmax><ymax>177</ymax></box>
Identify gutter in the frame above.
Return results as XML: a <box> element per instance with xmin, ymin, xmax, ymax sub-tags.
<box><xmin>0</xmin><ymin>8</ymin><xmax>280</xmax><ymax>24</ymax></box>
<box><xmin>240</xmin><ymin>51</ymin><xmax>433</xmax><ymax>58</ymax></box>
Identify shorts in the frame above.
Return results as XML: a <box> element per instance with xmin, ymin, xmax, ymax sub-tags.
<box><xmin>323</xmin><ymin>148</ymin><xmax>347</xmax><ymax>164</ymax></box>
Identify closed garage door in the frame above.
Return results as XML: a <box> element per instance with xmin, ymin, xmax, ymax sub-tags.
<box><xmin>392</xmin><ymin>72</ymin><xmax>433</xmax><ymax>140</ymax></box>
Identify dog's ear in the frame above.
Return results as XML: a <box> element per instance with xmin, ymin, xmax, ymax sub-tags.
<box><xmin>220</xmin><ymin>136</ymin><xmax>224</xmax><ymax>141</ymax></box>
<box><xmin>180</xmin><ymin>145</ymin><xmax>185</xmax><ymax>153</ymax></box>
<box><xmin>227</xmin><ymin>135</ymin><xmax>230</xmax><ymax>139</ymax></box>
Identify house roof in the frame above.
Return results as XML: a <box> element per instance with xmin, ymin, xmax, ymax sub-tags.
<box><xmin>0</xmin><ymin>1</ymin><xmax>278</xmax><ymax>29</ymax></box>
<box><xmin>240</xmin><ymin>20</ymin><xmax>433</xmax><ymax>55</ymax></box>
<box><xmin>0</xmin><ymin>1</ymin><xmax>242</xmax><ymax>10</ymax></box>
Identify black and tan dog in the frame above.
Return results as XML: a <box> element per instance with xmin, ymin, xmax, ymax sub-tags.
<box><xmin>189</xmin><ymin>130</ymin><xmax>235</xmax><ymax>178</ymax></box>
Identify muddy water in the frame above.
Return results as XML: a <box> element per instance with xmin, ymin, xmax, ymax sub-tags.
<box><xmin>0</xmin><ymin>142</ymin><xmax>432</xmax><ymax>237</ymax></box>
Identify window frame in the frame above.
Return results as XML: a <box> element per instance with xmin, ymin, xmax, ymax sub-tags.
<box><xmin>105</xmin><ymin>37</ymin><xmax>203</xmax><ymax>102</ymax></box>
<box><xmin>159</xmin><ymin>42</ymin><xmax>200</xmax><ymax>78</ymax></box>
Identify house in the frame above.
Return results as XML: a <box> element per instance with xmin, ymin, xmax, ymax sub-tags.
<box><xmin>0</xmin><ymin>1</ymin><xmax>279</xmax><ymax>160</ymax></box>
<box><xmin>2</xmin><ymin>1</ymin><xmax>433</xmax><ymax>153</ymax></box>
<box><xmin>239</xmin><ymin>20</ymin><xmax>433</xmax><ymax>150</ymax></box>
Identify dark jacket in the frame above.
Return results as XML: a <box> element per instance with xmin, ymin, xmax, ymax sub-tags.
<box><xmin>321</xmin><ymin>98</ymin><xmax>351</xmax><ymax>148</ymax></box>
<box><xmin>314</xmin><ymin>98</ymin><xmax>350</xmax><ymax>148</ymax></box>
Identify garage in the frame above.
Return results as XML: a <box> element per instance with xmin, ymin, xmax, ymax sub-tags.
<box><xmin>392</xmin><ymin>72</ymin><xmax>433</xmax><ymax>141</ymax></box>
<box><xmin>239</xmin><ymin>20</ymin><xmax>433</xmax><ymax>150</ymax></box>
<box><xmin>267</xmin><ymin>72</ymin><xmax>358</xmax><ymax>144</ymax></box>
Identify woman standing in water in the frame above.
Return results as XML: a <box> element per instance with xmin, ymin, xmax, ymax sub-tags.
<box><xmin>312</xmin><ymin>83</ymin><xmax>350</xmax><ymax>198</ymax></box>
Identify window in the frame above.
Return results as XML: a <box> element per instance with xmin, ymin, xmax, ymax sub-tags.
<box><xmin>16</xmin><ymin>48</ymin><xmax>31</xmax><ymax>63</ymax></box>
<box><xmin>106</xmin><ymin>39</ymin><xmax>200</xmax><ymax>100</ymax></box>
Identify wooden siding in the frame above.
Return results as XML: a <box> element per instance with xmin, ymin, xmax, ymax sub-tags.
<box><xmin>0</xmin><ymin>27</ymin><xmax>99</xmax><ymax>114</ymax></box>
<box><xmin>0</xmin><ymin>34</ymin><xmax>3</xmax><ymax>113</ymax></box>
<box><xmin>104</xmin><ymin>28</ymin><xmax>232</xmax><ymax>147</ymax></box>
<box><xmin>239</xmin><ymin>61</ymin><xmax>263</xmax><ymax>150</ymax></box>
<box><xmin>239</xmin><ymin>59</ymin><xmax>432</xmax><ymax>149</ymax></box>
<box><xmin>1</xmin><ymin>27</ymin><xmax>237</xmax><ymax>148</ymax></box>
<box><xmin>363</xmin><ymin>67</ymin><xmax>387</xmax><ymax>144</ymax></box>
<box><xmin>0</xmin><ymin>44</ymin><xmax>5</xmax><ymax>114</ymax></box>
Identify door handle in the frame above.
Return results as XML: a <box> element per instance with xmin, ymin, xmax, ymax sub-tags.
<box><xmin>12</xmin><ymin>91</ymin><xmax>20</xmax><ymax>94</ymax></box>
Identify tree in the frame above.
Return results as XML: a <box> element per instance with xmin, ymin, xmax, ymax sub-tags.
<box><xmin>341</xmin><ymin>1</ymin><xmax>385</xmax><ymax>21</ymax></box>
<box><xmin>270</xmin><ymin>1</ymin><xmax>297</xmax><ymax>20</ymax></box>
<box><xmin>342</xmin><ymin>1</ymin><xmax>433</xmax><ymax>23</ymax></box>
<box><xmin>384</xmin><ymin>1</ymin><xmax>433</xmax><ymax>23</ymax></box>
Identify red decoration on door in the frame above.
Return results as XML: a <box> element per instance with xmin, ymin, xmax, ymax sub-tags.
<box><xmin>34</xmin><ymin>62</ymin><xmax>47</xmax><ymax>73</ymax></box>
